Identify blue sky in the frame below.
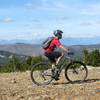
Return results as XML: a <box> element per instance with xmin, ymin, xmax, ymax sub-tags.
<box><xmin>0</xmin><ymin>0</ymin><xmax>100</xmax><ymax>41</ymax></box>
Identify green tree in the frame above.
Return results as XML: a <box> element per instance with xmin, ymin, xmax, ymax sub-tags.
<box><xmin>5</xmin><ymin>55</ymin><xmax>21</xmax><ymax>72</ymax></box>
<box><xmin>25</xmin><ymin>56</ymin><xmax>32</xmax><ymax>66</ymax></box>
<box><xmin>21</xmin><ymin>60</ymin><xmax>31</xmax><ymax>71</ymax></box>
<box><xmin>91</xmin><ymin>49</ymin><xmax>100</xmax><ymax>66</ymax></box>
<box><xmin>83</xmin><ymin>49</ymin><xmax>89</xmax><ymax>64</ymax></box>
<box><xmin>31</xmin><ymin>55</ymin><xmax>46</xmax><ymax>66</ymax></box>
<box><xmin>0</xmin><ymin>64</ymin><xmax>2</xmax><ymax>72</ymax></box>
<box><xmin>83</xmin><ymin>49</ymin><xmax>100</xmax><ymax>67</ymax></box>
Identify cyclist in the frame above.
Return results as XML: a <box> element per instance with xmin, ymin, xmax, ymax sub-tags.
<box><xmin>44</xmin><ymin>30</ymin><xmax>73</xmax><ymax>80</ymax></box>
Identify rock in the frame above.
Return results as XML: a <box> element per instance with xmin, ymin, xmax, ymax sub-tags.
<box><xmin>17</xmin><ymin>95</ymin><xmax>24</xmax><ymax>99</ymax></box>
<box><xmin>90</xmin><ymin>88</ymin><xmax>100</xmax><ymax>94</ymax></box>
<box><xmin>11</xmin><ymin>78</ymin><xmax>17</xmax><ymax>84</ymax></box>
<box><xmin>28</xmin><ymin>97</ymin><xmax>34</xmax><ymax>100</ymax></box>
<box><xmin>32</xmin><ymin>96</ymin><xmax>42</xmax><ymax>100</ymax></box>
<box><xmin>43</xmin><ymin>96</ymin><xmax>53</xmax><ymax>100</ymax></box>
<box><xmin>26</xmin><ymin>70</ymin><xmax>30</xmax><ymax>73</ymax></box>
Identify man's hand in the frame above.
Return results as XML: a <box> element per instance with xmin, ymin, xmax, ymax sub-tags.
<box><xmin>59</xmin><ymin>45</ymin><xmax>74</xmax><ymax>55</ymax></box>
<box><xmin>67</xmin><ymin>50</ymin><xmax>74</xmax><ymax>55</ymax></box>
<box><xmin>59</xmin><ymin>45</ymin><xmax>70</xmax><ymax>52</ymax></box>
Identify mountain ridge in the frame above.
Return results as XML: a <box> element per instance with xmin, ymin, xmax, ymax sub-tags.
<box><xmin>0</xmin><ymin>37</ymin><xmax>100</xmax><ymax>45</ymax></box>
<box><xmin>0</xmin><ymin>43</ymin><xmax>100</xmax><ymax>64</ymax></box>
<box><xmin>0</xmin><ymin>43</ymin><xmax>100</xmax><ymax>56</ymax></box>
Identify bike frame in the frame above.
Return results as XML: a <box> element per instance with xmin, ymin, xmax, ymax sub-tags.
<box><xmin>57</xmin><ymin>54</ymin><xmax>74</xmax><ymax>75</ymax></box>
<box><xmin>42</xmin><ymin>54</ymin><xmax>73</xmax><ymax>77</ymax></box>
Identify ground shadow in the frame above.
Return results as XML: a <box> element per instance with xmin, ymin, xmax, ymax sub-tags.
<box><xmin>51</xmin><ymin>78</ymin><xmax>100</xmax><ymax>85</ymax></box>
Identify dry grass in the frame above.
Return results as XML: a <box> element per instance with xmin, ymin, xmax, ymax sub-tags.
<box><xmin>0</xmin><ymin>67</ymin><xmax>100</xmax><ymax>100</ymax></box>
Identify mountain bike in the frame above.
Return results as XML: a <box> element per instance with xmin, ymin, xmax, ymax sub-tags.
<box><xmin>30</xmin><ymin>53</ymin><xmax>88</xmax><ymax>85</ymax></box>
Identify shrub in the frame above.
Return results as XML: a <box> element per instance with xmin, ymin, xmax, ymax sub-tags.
<box><xmin>83</xmin><ymin>49</ymin><xmax>100</xmax><ymax>67</ymax></box>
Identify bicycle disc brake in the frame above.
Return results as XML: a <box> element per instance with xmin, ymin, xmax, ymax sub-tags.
<box><xmin>73</xmin><ymin>69</ymin><xmax>78</xmax><ymax>74</ymax></box>
<box><xmin>40</xmin><ymin>71</ymin><xmax>46</xmax><ymax>80</ymax></box>
<box><xmin>72</xmin><ymin>66</ymin><xmax>79</xmax><ymax>75</ymax></box>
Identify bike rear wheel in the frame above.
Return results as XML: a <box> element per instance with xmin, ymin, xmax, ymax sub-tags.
<box><xmin>30</xmin><ymin>62</ymin><xmax>53</xmax><ymax>85</ymax></box>
<box><xmin>65</xmin><ymin>61</ymin><xmax>88</xmax><ymax>82</ymax></box>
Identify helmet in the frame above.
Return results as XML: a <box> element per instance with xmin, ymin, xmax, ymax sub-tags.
<box><xmin>53</xmin><ymin>30</ymin><xmax>63</xmax><ymax>39</ymax></box>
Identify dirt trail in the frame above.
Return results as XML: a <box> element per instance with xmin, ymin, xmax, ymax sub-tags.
<box><xmin>0</xmin><ymin>67</ymin><xmax>100</xmax><ymax>100</ymax></box>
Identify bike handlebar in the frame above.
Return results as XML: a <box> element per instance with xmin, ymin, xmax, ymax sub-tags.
<box><xmin>67</xmin><ymin>52</ymin><xmax>74</xmax><ymax>55</ymax></box>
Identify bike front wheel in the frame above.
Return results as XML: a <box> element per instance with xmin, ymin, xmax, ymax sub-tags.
<box><xmin>65</xmin><ymin>61</ymin><xmax>88</xmax><ymax>82</ymax></box>
<box><xmin>30</xmin><ymin>62</ymin><xmax>53</xmax><ymax>85</ymax></box>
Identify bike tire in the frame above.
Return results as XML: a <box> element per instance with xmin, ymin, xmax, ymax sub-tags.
<box><xmin>65</xmin><ymin>61</ymin><xmax>88</xmax><ymax>82</ymax></box>
<box><xmin>30</xmin><ymin>62</ymin><xmax>53</xmax><ymax>85</ymax></box>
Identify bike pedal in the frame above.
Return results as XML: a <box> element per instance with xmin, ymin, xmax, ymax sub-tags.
<box><xmin>52</xmin><ymin>73</ymin><xmax>60</xmax><ymax>81</ymax></box>
<box><xmin>54</xmin><ymin>77</ymin><xmax>59</xmax><ymax>81</ymax></box>
<box><xmin>52</xmin><ymin>75</ymin><xmax>59</xmax><ymax>81</ymax></box>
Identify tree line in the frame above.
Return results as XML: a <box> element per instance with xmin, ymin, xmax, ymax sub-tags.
<box><xmin>83</xmin><ymin>49</ymin><xmax>100</xmax><ymax>67</ymax></box>
<box><xmin>0</xmin><ymin>49</ymin><xmax>100</xmax><ymax>73</ymax></box>
<box><xmin>0</xmin><ymin>55</ymin><xmax>46</xmax><ymax>73</ymax></box>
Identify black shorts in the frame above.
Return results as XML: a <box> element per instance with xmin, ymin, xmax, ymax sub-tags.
<box><xmin>44</xmin><ymin>51</ymin><xmax>62</xmax><ymax>63</ymax></box>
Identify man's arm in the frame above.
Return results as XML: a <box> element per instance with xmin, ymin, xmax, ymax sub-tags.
<box><xmin>59</xmin><ymin>45</ymin><xmax>74</xmax><ymax>55</ymax></box>
<box><xmin>59</xmin><ymin>45</ymin><xmax>69</xmax><ymax>52</ymax></box>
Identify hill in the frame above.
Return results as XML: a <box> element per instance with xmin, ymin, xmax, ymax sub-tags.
<box><xmin>0</xmin><ymin>50</ymin><xmax>26</xmax><ymax>64</ymax></box>
<box><xmin>0</xmin><ymin>43</ymin><xmax>100</xmax><ymax>56</ymax></box>
<box><xmin>0</xmin><ymin>43</ymin><xmax>100</xmax><ymax>64</ymax></box>
<box><xmin>0</xmin><ymin>43</ymin><xmax>43</xmax><ymax>56</ymax></box>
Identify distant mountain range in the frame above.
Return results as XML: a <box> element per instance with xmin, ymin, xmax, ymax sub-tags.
<box><xmin>0</xmin><ymin>43</ymin><xmax>100</xmax><ymax>56</ymax></box>
<box><xmin>0</xmin><ymin>50</ymin><xmax>26</xmax><ymax>64</ymax></box>
<box><xmin>61</xmin><ymin>37</ymin><xmax>100</xmax><ymax>45</ymax></box>
<box><xmin>0</xmin><ymin>43</ymin><xmax>100</xmax><ymax>64</ymax></box>
<box><xmin>0</xmin><ymin>37</ymin><xmax>100</xmax><ymax>45</ymax></box>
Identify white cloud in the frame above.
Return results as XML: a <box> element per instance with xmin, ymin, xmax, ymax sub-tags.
<box><xmin>0</xmin><ymin>17</ymin><xmax>14</xmax><ymax>22</ymax></box>
<box><xmin>96</xmin><ymin>21</ymin><xmax>100</xmax><ymax>24</ymax></box>
<box><xmin>57</xmin><ymin>15</ymin><xmax>71</xmax><ymax>20</ymax></box>
<box><xmin>15</xmin><ymin>31</ymin><xmax>51</xmax><ymax>40</ymax></box>
<box><xmin>32</xmin><ymin>26</ymin><xmax>47</xmax><ymax>29</ymax></box>
<box><xmin>29</xmin><ymin>18</ymin><xmax>39</xmax><ymax>22</ymax></box>
<box><xmin>26</xmin><ymin>3</ymin><xmax>38</xmax><ymax>9</ymax></box>
<box><xmin>54</xmin><ymin>2</ymin><xmax>67</xmax><ymax>9</ymax></box>
<box><xmin>41</xmin><ymin>0</ymin><xmax>48</xmax><ymax>4</ymax></box>
<box><xmin>80</xmin><ymin>22</ymin><xmax>92</xmax><ymax>26</ymax></box>
<box><xmin>26</xmin><ymin>3</ymin><xmax>49</xmax><ymax>10</ymax></box>
<box><xmin>90</xmin><ymin>4</ymin><xmax>100</xmax><ymax>10</ymax></box>
<box><xmin>20</xmin><ymin>24</ymin><xmax>29</xmax><ymax>27</ymax></box>
<box><xmin>26</xmin><ymin>1</ymin><xmax>69</xmax><ymax>11</ymax></box>
<box><xmin>81</xmin><ymin>4</ymin><xmax>100</xmax><ymax>16</ymax></box>
<box><xmin>0</xmin><ymin>28</ymin><xmax>51</xmax><ymax>40</ymax></box>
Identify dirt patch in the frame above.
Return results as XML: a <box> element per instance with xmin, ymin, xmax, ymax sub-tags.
<box><xmin>0</xmin><ymin>67</ymin><xmax>100</xmax><ymax>100</ymax></box>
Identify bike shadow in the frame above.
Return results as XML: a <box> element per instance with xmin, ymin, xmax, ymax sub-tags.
<box><xmin>51</xmin><ymin>78</ymin><xmax>100</xmax><ymax>85</ymax></box>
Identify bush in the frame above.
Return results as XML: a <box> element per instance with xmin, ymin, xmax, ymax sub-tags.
<box><xmin>0</xmin><ymin>55</ymin><xmax>47</xmax><ymax>73</ymax></box>
<box><xmin>31</xmin><ymin>55</ymin><xmax>47</xmax><ymax>66</ymax></box>
<box><xmin>83</xmin><ymin>49</ymin><xmax>100</xmax><ymax>67</ymax></box>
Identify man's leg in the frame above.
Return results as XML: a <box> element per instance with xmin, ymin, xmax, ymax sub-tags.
<box><xmin>56</xmin><ymin>53</ymin><xmax>64</xmax><ymax>65</ymax></box>
<box><xmin>44</xmin><ymin>52</ymin><xmax>56</xmax><ymax>68</ymax></box>
<box><xmin>51</xmin><ymin>52</ymin><xmax>64</xmax><ymax>80</ymax></box>
<box><xmin>52</xmin><ymin>63</ymin><xmax>56</xmax><ymax>68</ymax></box>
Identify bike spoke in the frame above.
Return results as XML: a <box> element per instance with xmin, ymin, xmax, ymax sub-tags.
<box><xmin>65</xmin><ymin>61</ymin><xmax>88</xmax><ymax>82</ymax></box>
<box><xmin>31</xmin><ymin>63</ymin><xmax>53</xmax><ymax>85</ymax></box>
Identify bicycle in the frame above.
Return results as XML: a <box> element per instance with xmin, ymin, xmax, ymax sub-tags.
<box><xmin>30</xmin><ymin>53</ymin><xmax>88</xmax><ymax>85</ymax></box>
